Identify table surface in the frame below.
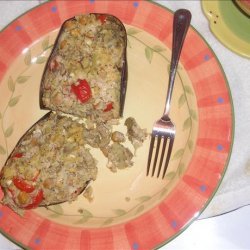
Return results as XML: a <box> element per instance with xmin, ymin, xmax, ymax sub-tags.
<box><xmin>0</xmin><ymin>1</ymin><xmax>250</xmax><ymax>249</ymax></box>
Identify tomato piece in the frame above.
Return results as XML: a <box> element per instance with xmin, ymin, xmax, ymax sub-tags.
<box><xmin>71</xmin><ymin>79</ymin><xmax>91</xmax><ymax>103</ymax></box>
<box><xmin>98</xmin><ymin>14</ymin><xmax>107</xmax><ymax>24</ymax></box>
<box><xmin>24</xmin><ymin>189</ymin><xmax>44</xmax><ymax>209</ymax></box>
<box><xmin>103</xmin><ymin>102</ymin><xmax>113</xmax><ymax>112</ymax></box>
<box><xmin>13</xmin><ymin>153</ymin><xmax>23</xmax><ymax>158</ymax></box>
<box><xmin>13</xmin><ymin>177</ymin><xmax>35</xmax><ymax>193</ymax></box>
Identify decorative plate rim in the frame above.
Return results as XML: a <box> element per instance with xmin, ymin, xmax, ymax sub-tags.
<box><xmin>153</xmin><ymin>3</ymin><xmax>235</xmax><ymax>248</ymax></box>
<box><xmin>151</xmin><ymin>2</ymin><xmax>234</xmax><ymax>248</ymax></box>
<box><xmin>0</xmin><ymin>1</ymin><xmax>234</xmax><ymax>249</ymax></box>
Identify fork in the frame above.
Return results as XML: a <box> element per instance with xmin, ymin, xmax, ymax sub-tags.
<box><xmin>147</xmin><ymin>9</ymin><xmax>191</xmax><ymax>178</ymax></box>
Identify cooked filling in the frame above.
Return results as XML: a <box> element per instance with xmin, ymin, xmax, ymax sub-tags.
<box><xmin>0</xmin><ymin>113</ymin><xmax>97</xmax><ymax>214</ymax></box>
<box><xmin>83</xmin><ymin>125</ymin><xmax>137</xmax><ymax>173</ymax></box>
<box><xmin>41</xmin><ymin>14</ymin><xmax>126</xmax><ymax>122</ymax></box>
<box><xmin>111</xmin><ymin>131</ymin><xmax>126</xmax><ymax>143</ymax></box>
<box><xmin>105</xmin><ymin>143</ymin><xmax>133</xmax><ymax>172</ymax></box>
<box><xmin>83</xmin><ymin>123</ymin><xmax>111</xmax><ymax>148</ymax></box>
<box><xmin>0</xmin><ymin>113</ymin><xmax>147</xmax><ymax>213</ymax></box>
<box><xmin>125</xmin><ymin>117</ymin><xmax>148</xmax><ymax>153</ymax></box>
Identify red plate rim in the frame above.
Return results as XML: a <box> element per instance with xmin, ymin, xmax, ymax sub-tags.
<box><xmin>0</xmin><ymin>1</ymin><xmax>234</xmax><ymax>249</ymax></box>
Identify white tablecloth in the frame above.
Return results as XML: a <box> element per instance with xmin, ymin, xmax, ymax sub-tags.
<box><xmin>0</xmin><ymin>0</ymin><xmax>250</xmax><ymax>249</ymax></box>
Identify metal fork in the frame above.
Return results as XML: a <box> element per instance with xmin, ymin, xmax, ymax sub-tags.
<box><xmin>147</xmin><ymin>9</ymin><xmax>191</xmax><ymax>178</ymax></box>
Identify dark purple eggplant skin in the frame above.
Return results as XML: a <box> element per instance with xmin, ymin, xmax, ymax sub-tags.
<box><xmin>0</xmin><ymin>112</ymin><xmax>52</xmax><ymax>208</ymax></box>
<box><xmin>0</xmin><ymin>112</ymin><xmax>93</xmax><ymax>208</ymax></box>
<box><xmin>39</xmin><ymin>13</ymin><xmax>128</xmax><ymax>117</ymax></box>
<box><xmin>40</xmin><ymin>180</ymin><xmax>91</xmax><ymax>207</ymax></box>
<box><xmin>0</xmin><ymin>111</ymin><xmax>52</xmax><ymax>169</ymax></box>
<box><xmin>1</xmin><ymin>179</ymin><xmax>90</xmax><ymax>209</ymax></box>
<box><xmin>0</xmin><ymin>112</ymin><xmax>52</xmax><ymax>184</ymax></box>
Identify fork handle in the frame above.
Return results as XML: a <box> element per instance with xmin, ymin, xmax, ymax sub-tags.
<box><xmin>163</xmin><ymin>9</ymin><xmax>191</xmax><ymax>119</ymax></box>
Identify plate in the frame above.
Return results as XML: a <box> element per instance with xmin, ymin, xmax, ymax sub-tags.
<box><xmin>202</xmin><ymin>0</ymin><xmax>250</xmax><ymax>58</ymax></box>
<box><xmin>0</xmin><ymin>1</ymin><xmax>233</xmax><ymax>249</ymax></box>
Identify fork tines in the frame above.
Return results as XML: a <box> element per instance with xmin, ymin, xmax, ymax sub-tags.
<box><xmin>147</xmin><ymin>134</ymin><xmax>174</xmax><ymax>179</ymax></box>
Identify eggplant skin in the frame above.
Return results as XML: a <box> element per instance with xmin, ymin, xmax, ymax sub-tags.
<box><xmin>0</xmin><ymin>112</ymin><xmax>97</xmax><ymax>214</ymax></box>
<box><xmin>0</xmin><ymin>14</ymin><xmax>130</xmax><ymax>214</ymax></box>
<box><xmin>39</xmin><ymin>180</ymin><xmax>91</xmax><ymax>207</ymax></box>
<box><xmin>40</xmin><ymin>13</ymin><xmax>127</xmax><ymax>121</ymax></box>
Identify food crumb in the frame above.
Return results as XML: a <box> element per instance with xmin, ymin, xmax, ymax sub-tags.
<box><xmin>125</xmin><ymin>117</ymin><xmax>148</xmax><ymax>154</ymax></box>
<box><xmin>125</xmin><ymin>197</ymin><xmax>130</xmax><ymax>202</ymax></box>
<box><xmin>78</xmin><ymin>208</ymin><xmax>84</xmax><ymax>214</ymax></box>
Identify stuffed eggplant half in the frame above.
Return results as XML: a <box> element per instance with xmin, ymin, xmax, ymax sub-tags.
<box><xmin>0</xmin><ymin>113</ymin><xmax>97</xmax><ymax>214</ymax></box>
<box><xmin>0</xmin><ymin>14</ymin><xmax>148</xmax><ymax>215</ymax></box>
<box><xmin>40</xmin><ymin>13</ymin><xmax>127</xmax><ymax>122</ymax></box>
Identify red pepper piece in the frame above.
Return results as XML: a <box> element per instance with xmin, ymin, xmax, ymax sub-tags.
<box><xmin>103</xmin><ymin>102</ymin><xmax>113</xmax><ymax>112</ymax></box>
<box><xmin>98</xmin><ymin>14</ymin><xmax>107</xmax><ymax>24</ymax></box>
<box><xmin>13</xmin><ymin>153</ymin><xmax>23</xmax><ymax>158</ymax></box>
<box><xmin>24</xmin><ymin>189</ymin><xmax>44</xmax><ymax>209</ymax></box>
<box><xmin>71</xmin><ymin>79</ymin><xmax>91</xmax><ymax>103</ymax></box>
<box><xmin>13</xmin><ymin>177</ymin><xmax>35</xmax><ymax>193</ymax></box>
